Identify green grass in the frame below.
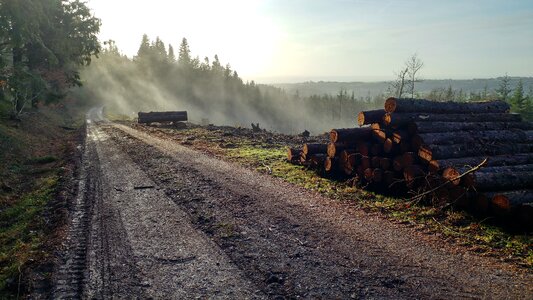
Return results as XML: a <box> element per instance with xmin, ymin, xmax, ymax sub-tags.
<box><xmin>0</xmin><ymin>175</ymin><xmax>58</xmax><ymax>297</ymax></box>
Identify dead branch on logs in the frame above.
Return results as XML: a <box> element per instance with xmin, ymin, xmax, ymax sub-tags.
<box><xmin>408</xmin><ymin>158</ymin><xmax>488</xmax><ymax>204</ymax></box>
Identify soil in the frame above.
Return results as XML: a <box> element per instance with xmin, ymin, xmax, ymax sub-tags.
<box><xmin>50</xmin><ymin>109</ymin><xmax>532</xmax><ymax>298</ymax></box>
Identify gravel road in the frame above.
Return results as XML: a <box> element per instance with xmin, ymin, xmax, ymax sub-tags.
<box><xmin>52</xmin><ymin>110</ymin><xmax>532</xmax><ymax>299</ymax></box>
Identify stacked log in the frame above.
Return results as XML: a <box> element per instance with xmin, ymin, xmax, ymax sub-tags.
<box><xmin>288</xmin><ymin>97</ymin><xmax>533</xmax><ymax>228</ymax></box>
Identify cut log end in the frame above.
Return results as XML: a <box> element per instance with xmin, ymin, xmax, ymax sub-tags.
<box><xmin>442</xmin><ymin>167</ymin><xmax>461</xmax><ymax>186</ymax></box>
<box><xmin>384</xmin><ymin>97</ymin><xmax>397</xmax><ymax>113</ymax></box>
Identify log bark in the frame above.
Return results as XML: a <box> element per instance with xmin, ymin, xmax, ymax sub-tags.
<box><xmin>330</xmin><ymin>127</ymin><xmax>372</xmax><ymax>143</ymax></box>
<box><xmin>418</xmin><ymin>143</ymin><xmax>533</xmax><ymax>162</ymax></box>
<box><xmin>407</xmin><ymin>121</ymin><xmax>533</xmax><ymax>135</ymax></box>
<box><xmin>138</xmin><ymin>111</ymin><xmax>188</xmax><ymax>123</ymax></box>
<box><xmin>303</xmin><ymin>143</ymin><xmax>328</xmax><ymax>156</ymax></box>
<box><xmin>383</xmin><ymin>112</ymin><xmax>521</xmax><ymax>127</ymax></box>
<box><xmin>414</xmin><ymin>130</ymin><xmax>532</xmax><ymax>146</ymax></box>
<box><xmin>428</xmin><ymin>153</ymin><xmax>533</xmax><ymax>173</ymax></box>
<box><xmin>384</xmin><ymin>97</ymin><xmax>510</xmax><ymax>114</ymax></box>
<box><xmin>356</xmin><ymin>142</ymin><xmax>370</xmax><ymax>156</ymax></box>
<box><xmin>357</xmin><ymin>110</ymin><xmax>386</xmax><ymax>126</ymax></box>
<box><xmin>471</xmin><ymin>168</ymin><xmax>533</xmax><ymax>191</ymax></box>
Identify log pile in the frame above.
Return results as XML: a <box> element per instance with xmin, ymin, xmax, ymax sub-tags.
<box><xmin>288</xmin><ymin>97</ymin><xmax>533</xmax><ymax>228</ymax></box>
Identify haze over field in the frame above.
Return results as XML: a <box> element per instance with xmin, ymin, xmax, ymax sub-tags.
<box><xmin>87</xmin><ymin>0</ymin><xmax>533</xmax><ymax>83</ymax></box>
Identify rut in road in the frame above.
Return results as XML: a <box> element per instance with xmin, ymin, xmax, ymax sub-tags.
<box><xmin>102</xmin><ymin>123</ymin><xmax>532</xmax><ymax>299</ymax></box>
<box><xmin>53</xmin><ymin>124</ymin><xmax>259</xmax><ymax>299</ymax></box>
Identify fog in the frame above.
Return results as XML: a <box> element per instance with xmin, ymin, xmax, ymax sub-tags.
<box><xmin>74</xmin><ymin>38</ymin><xmax>383</xmax><ymax>135</ymax></box>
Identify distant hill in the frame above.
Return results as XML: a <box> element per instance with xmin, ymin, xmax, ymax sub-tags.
<box><xmin>272</xmin><ymin>77</ymin><xmax>533</xmax><ymax>98</ymax></box>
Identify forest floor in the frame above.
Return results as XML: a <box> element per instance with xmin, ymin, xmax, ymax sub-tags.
<box><xmin>49</xmin><ymin>111</ymin><xmax>532</xmax><ymax>298</ymax></box>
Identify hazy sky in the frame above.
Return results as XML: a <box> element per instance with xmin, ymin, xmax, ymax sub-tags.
<box><xmin>87</xmin><ymin>0</ymin><xmax>533</xmax><ymax>83</ymax></box>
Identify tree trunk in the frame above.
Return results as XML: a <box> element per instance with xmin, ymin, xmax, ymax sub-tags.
<box><xmin>330</xmin><ymin>127</ymin><xmax>372</xmax><ymax>143</ymax></box>
<box><xmin>303</xmin><ymin>143</ymin><xmax>328</xmax><ymax>156</ymax></box>
<box><xmin>418</xmin><ymin>143</ymin><xmax>533</xmax><ymax>161</ymax></box>
<box><xmin>357</xmin><ymin>109</ymin><xmax>386</xmax><ymax>126</ymax></box>
<box><xmin>414</xmin><ymin>130</ymin><xmax>532</xmax><ymax>146</ymax></box>
<box><xmin>383</xmin><ymin>112</ymin><xmax>521</xmax><ymax>127</ymax></box>
<box><xmin>407</xmin><ymin>121</ymin><xmax>533</xmax><ymax>135</ymax></box>
<box><xmin>428</xmin><ymin>153</ymin><xmax>533</xmax><ymax>173</ymax></box>
<box><xmin>384</xmin><ymin>97</ymin><xmax>510</xmax><ymax>114</ymax></box>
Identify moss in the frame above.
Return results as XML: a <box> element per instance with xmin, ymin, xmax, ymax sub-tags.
<box><xmin>0</xmin><ymin>175</ymin><xmax>57</xmax><ymax>296</ymax></box>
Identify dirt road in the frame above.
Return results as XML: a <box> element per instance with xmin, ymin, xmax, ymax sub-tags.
<box><xmin>52</xmin><ymin>110</ymin><xmax>532</xmax><ymax>299</ymax></box>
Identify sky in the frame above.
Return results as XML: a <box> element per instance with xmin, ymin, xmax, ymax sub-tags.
<box><xmin>86</xmin><ymin>0</ymin><xmax>533</xmax><ymax>83</ymax></box>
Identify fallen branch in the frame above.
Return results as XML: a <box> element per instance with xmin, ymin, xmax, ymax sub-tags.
<box><xmin>408</xmin><ymin>158</ymin><xmax>488</xmax><ymax>203</ymax></box>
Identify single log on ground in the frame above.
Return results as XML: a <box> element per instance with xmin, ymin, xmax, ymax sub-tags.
<box><xmin>358</xmin><ymin>110</ymin><xmax>386</xmax><ymax>126</ymax></box>
<box><xmin>303</xmin><ymin>143</ymin><xmax>328</xmax><ymax>156</ymax></box>
<box><xmin>327</xmin><ymin>143</ymin><xmax>347</xmax><ymax>158</ymax></box>
<box><xmin>428</xmin><ymin>153</ymin><xmax>533</xmax><ymax>173</ymax></box>
<box><xmin>330</xmin><ymin>127</ymin><xmax>372</xmax><ymax>143</ymax></box>
<box><xmin>470</xmin><ymin>169</ymin><xmax>533</xmax><ymax>191</ymax></box>
<box><xmin>138</xmin><ymin>111</ymin><xmax>188</xmax><ymax>123</ymax></box>
<box><xmin>413</xmin><ymin>130</ymin><xmax>532</xmax><ymax>146</ymax></box>
<box><xmin>383</xmin><ymin>97</ymin><xmax>510</xmax><ymax>114</ymax></box>
<box><xmin>407</xmin><ymin>121</ymin><xmax>533</xmax><ymax>135</ymax></box>
<box><xmin>287</xmin><ymin>148</ymin><xmax>302</xmax><ymax>162</ymax></box>
<box><xmin>418</xmin><ymin>143</ymin><xmax>533</xmax><ymax>162</ymax></box>
<box><xmin>383</xmin><ymin>112</ymin><xmax>521</xmax><ymax>127</ymax></box>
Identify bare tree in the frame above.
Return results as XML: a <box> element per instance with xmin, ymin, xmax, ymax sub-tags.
<box><xmin>389</xmin><ymin>53</ymin><xmax>424</xmax><ymax>98</ymax></box>
<box><xmin>389</xmin><ymin>67</ymin><xmax>409</xmax><ymax>98</ymax></box>
<box><xmin>406</xmin><ymin>53</ymin><xmax>424</xmax><ymax>98</ymax></box>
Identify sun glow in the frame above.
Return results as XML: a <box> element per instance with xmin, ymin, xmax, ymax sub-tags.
<box><xmin>87</xmin><ymin>0</ymin><xmax>281</xmax><ymax>78</ymax></box>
